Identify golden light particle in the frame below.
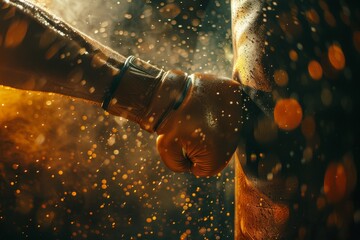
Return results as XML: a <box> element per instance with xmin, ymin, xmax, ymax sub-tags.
<box><xmin>192</xmin><ymin>18</ymin><xmax>200</xmax><ymax>27</ymax></box>
<box><xmin>289</xmin><ymin>50</ymin><xmax>298</xmax><ymax>62</ymax></box>
<box><xmin>328</xmin><ymin>44</ymin><xmax>345</xmax><ymax>70</ymax></box>
<box><xmin>71</xmin><ymin>191</ymin><xmax>77</xmax><ymax>197</ymax></box>
<box><xmin>274</xmin><ymin>98</ymin><xmax>303</xmax><ymax>131</ymax></box>
<box><xmin>159</xmin><ymin>3</ymin><xmax>181</xmax><ymax>18</ymax></box>
<box><xmin>308</xmin><ymin>60</ymin><xmax>323</xmax><ymax>80</ymax></box>
<box><xmin>91</xmin><ymin>52</ymin><xmax>108</xmax><ymax>68</ymax></box>
<box><xmin>273</xmin><ymin>69</ymin><xmax>289</xmax><ymax>86</ymax></box>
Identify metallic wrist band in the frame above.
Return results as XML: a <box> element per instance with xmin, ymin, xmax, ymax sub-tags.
<box><xmin>101</xmin><ymin>55</ymin><xmax>135</xmax><ymax>110</ymax></box>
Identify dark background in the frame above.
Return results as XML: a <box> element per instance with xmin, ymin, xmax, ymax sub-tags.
<box><xmin>0</xmin><ymin>0</ymin><xmax>359</xmax><ymax>239</ymax></box>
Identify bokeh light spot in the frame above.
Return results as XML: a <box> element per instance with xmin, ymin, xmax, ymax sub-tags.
<box><xmin>274</xmin><ymin>98</ymin><xmax>303</xmax><ymax>131</ymax></box>
<box><xmin>305</xmin><ymin>9</ymin><xmax>320</xmax><ymax>24</ymax></box>
<box><xmin>324</xmin><ymin>162</ymin><xmax>347</xmax><ymax>203</ymax></box>
<box><xmin>273</xmin><ymin>69</ymin><xmax>289</xmax><ymax>87</ymax></box>
<box><xmin>289</xmin><ymin>50</ymin><xmax>298</xmax><ymax>62</ymax></box>
<box><xmin>159</xmin><ymin>3</ymin><xmax>181</xmax><ymax>19</ymax></box>
<box><xmin>328</xmin><ymin>44</ymin><xmax>345</xmax><ymax>70</ymax></box>
<box><xmin>308</xmin><ymin>60</ymin><xmax>323</xmax><ymax>80</ymax></box>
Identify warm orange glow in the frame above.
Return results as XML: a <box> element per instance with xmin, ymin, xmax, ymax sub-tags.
<box><xmin>328</xmin><ymin>44</ymin><xmax>345</xmax><ymax>70</ymax></box>
<box><xmin>289</xmin><ymin>50</ymin><xmax>298</xmax><ymax>62</ymax></box>
<box><xmin>273</xmin><ymin>69</ymin><xmax>289</xmax><ymax>87</ymax></box>
<box><xmin>324</xmin><ymin>162</ymin><xmax>347</xmax><ymax>203</ymax></box>
<box><xmin>234</xmin><ymin>153</ymin><xmax>289</xmax><ymax>239</ymax></box>
<box><xmin>305</xmin><ymin>9</ymin><xmax>320</xmax><ymax>24</ymax></box>
<box><xmin>0</xmin><ymin>88</ymin><xmax>23</xmax><ymax>116</ymax></box>
<box><xmin>4</xmin><ymin>19</ymin><xmax>29</xmax><ymax>47</ymax></box>
<box><xmin>159</xmin><ymin>3</ymin><xmax>181</xmax><ymax>19</ymax></box>
<box><xmin>301</xmin><ymin>116</ymin><xmax>316</xmax><ymax>139</ymax></box>
<box><xmin>308</xmin><ymin>60</ymin><xmax>323</xmax><ymax>80</ymax></box>
<box><xmin>274</xmin><ymin>98</ymin><xmax>303</xmax><ymax>131</ymax></box>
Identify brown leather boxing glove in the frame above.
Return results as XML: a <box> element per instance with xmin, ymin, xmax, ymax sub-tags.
<box><xmin>103</xmin><ymin>57</ymin><xmax>243</xmax><ymax>177</ymax></box>
<box><xmin>0</xmin><ymin>0</ymin><xmax>242</xmax><ymax>177</ymax></box>
<box><xmin>155</xmin><ymin>74</ymin><xmax>242</xmax><ymax>177</ymax></box>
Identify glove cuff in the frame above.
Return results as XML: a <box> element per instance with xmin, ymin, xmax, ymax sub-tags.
<box><xmin>105</xmin><ymin>57</ymin><xmax>189</xmax><ymax>132</ymax></box>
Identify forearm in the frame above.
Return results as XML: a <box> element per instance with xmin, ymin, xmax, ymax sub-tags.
<box><xmin>0</xmin><ymin>0</ymin><xmax>190</xmax><ymax>130</ymax></box>
<box><xmin>1</xmin><ymin>0</ymin><xmax>242</xmax><ymax>177</ymax></box>
<box><xmin>0</xmin><ymin>0</ymin><xmax>125</xmax><ymax>104</ymax></box>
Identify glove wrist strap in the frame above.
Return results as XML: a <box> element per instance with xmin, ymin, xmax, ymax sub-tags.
<box><xmin>104</xmin><ymin>57</ymin><xmax>189</xmax><ymax>132</ymax></box>
<box><xmin>101</xmin><ymin>55</ymin><xmax>135</xmax><ymax>111</ymax></box>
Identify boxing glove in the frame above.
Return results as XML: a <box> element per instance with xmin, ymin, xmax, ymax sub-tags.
<box><xmin>104</xmin><ymin>58</ymin><xmax>242</xmax><ymax>176</ymax></box>
<box><xmin>0</xmin><ymin>0</ymin><xmax>243</xmax><ymax>177</ymax></box>
<box><xmin>154</xmin><ymin>74</ymin><xmax>242</xmax><ymax>177</ymax></box>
